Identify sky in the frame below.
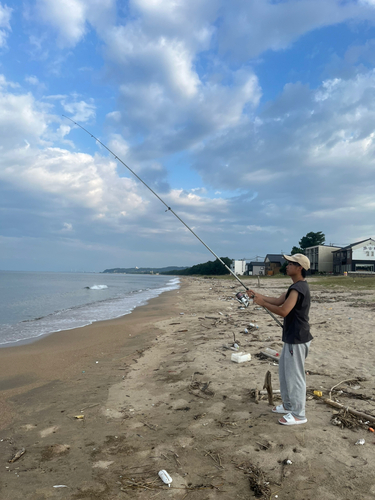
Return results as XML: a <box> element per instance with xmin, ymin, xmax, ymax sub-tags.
<box><xmin>1</xmin><ymin>0</ymin><xmax>375</xmax><ymax>272</ymax></box>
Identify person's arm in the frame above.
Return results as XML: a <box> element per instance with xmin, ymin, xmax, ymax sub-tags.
<box><xmin>252</xmin><ymin>289</ymin><xmax>299</xmax><ymax>317</ymax></box>
<box><xmin>247</xmin><ymin>289</ymin><xmax>287</xmax><ymax>306</ymax></box>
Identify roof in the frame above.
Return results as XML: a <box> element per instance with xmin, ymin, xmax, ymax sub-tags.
<box><xmin>332</xmin><ymin>238</ymin><xmax>375</xmax><ymax>252</ymax></box>
<box><xmin>305</xmin><ymin>244</ymin><xmax>342</xmax><ymax>249</ymax></box>
<box><xmin>265</xmin><ymin>254</ymin><xmax>285</xmax><ymax>264</ymax></box>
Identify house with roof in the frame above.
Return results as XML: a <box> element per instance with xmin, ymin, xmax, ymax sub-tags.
<box><xmin>247</xmin><ymin>261</ymin><xmax>266</xmax><ymax>276</ymax></box>
<box><xmin>332</xmin><ymin>238</ymin><xmax>375</xmax><ymax>274</ymax></box>
<box><xmin>264</xmin><ymin>254</ymin><xmax>286</xmax><ymax>275</ymax></box>
<box><xmin>305</xmin><ymin>244</ymin><xmax>341</xmax><ymax>273</ymax></box>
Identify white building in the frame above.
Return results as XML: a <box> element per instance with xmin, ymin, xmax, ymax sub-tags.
<box><xmin>332</xmin><ymin>238</ymin><xmax>375</xmax><ymax>274</ymax></box>
<box><xmin>305</xmin><ymin>245</ymin><xmax>341</xmax><ymax>273</ymax></box>
<box><xmin>231</xmin><ymin>259</ymin><xmax>247</xmax><ymax>275</ymax></box>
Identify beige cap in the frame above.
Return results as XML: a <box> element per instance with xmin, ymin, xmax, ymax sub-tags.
<box><xmin>283</xmin><ymin>253</ymin><xmax>310</xmax><ymax>270</ymax></box>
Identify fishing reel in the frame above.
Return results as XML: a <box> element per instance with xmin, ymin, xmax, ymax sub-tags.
<box><xmin>236</xmin><ymin>291</ymin><xmax>253</xmax><ymax>308</ymax></box>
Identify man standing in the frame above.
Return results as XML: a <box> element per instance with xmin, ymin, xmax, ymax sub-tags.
<box><xmin>247</xmin><ymin>254</ymin><xmax>312</xmax><ymax>426</ymax></box>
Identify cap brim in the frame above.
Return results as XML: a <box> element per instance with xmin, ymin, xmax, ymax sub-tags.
<box><xmin>283</xmin><ymin>254</ymin><xmax>298</xmax><ymax>263</ymax></box>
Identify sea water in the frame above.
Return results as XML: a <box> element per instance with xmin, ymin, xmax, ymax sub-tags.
<box><xmin>0</xmin><ymin>271</ymin><xmax>180</xmax><ymax>347</ymax></box>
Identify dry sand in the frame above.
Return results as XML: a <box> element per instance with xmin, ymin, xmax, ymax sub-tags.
<box><xmin>1</xmin><ymin>276</ymin><xmax>375</xmax><ymax>500</ymax></box>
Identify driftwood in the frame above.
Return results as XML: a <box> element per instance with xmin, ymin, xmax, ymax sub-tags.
<box><xmin>9</xmin><ymin>448</ymin><xmax>26</xmax><ymax>463</ymax></box>
<box><xmin>324</xmin><ymin>399</ymin><xmax>375</xmax><ymax>424</ymax></box>
<box><xmin>263</xmin><ymin>371</ymin><xmax>273</xmax><ymax>405</ymax></box>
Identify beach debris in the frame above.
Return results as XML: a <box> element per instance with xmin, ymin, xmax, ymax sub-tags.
<box><xmin>158</xmin><ymin>469</ymin><xmax>172</xmax><ymax>487</ymax></box>
<box><xmin>231</xmin><ymin>352</ymin><xmax>251</xmax><ymax>363</ymax></box>
<box><xmin>313</xmin><ymin>391</ymin><xmax>323</xmax><ymax>397</ymax></box>
<box><xmin>264</xmin><ymin>347</ymin><xmax>279</xmax><ymax>357</ymax></box>
<box><xmin>328</xmin><ymin>378</ymin><xmax>366</xmax><ymax>400</ymax></box>
<box><xmin>204</xmin><ymin>449</ymin><xmax>224</xmax><ymax>469</ymax></box>
<box><xmin>257</xmin><ymin>351</ymin><xmax>279</xmax><ymax>363</ymax></box>
<box><xmin>189</xmin><ymin>375</ymin><xmax>215</xmax><ymax>398</ymax></box>
<box><xmin>236</xmin><ymin>462</ymin><xmax>271</xmax><ymax>500</ymax></box>
<box><xmin>53</xmin><ymin>485</ymin><xmax>68</xmax><ymax>488</ymax></box>
<box><xmin>74</xmin><ymin>415</ymin><xmax>85</xmax><ymax>419</ymax></box>
<box><xmin>9</xmin><ymin>448</ymin><xmax>26</xmax><ymax>463</ymax></box>
<box><xmin>284</xmin><ymin>459</ymin><xmax>293</xmax><ymax>465</ymax></box>
<box><xmin>249</xmin><ymin>322</ymin><xmax>259</xmax><ymax>329</ymax></box>
<box><xmin>355</xmin><ymin>439</ymin><xmax>365</xmax><ymax>445</ymax></box>
<box><xmin>324</xmin><ymin>399</ymin><xmax>375</xmax><ymax>424</ymax></box>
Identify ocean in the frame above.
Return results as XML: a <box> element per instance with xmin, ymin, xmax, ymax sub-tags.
<box><xmin>0</xmin><ymin>271</ymin><xmax>180</xmax><ymax>347</ymax></box>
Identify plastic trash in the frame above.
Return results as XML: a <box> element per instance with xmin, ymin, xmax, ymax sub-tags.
<box><xmin>158</xmin><ymin>469</ymin><xmax>172</xmax><ymax>487</ymax></box>
<box><xmin>313</xmin><ymin>391</ymin><xmax>323</xmax><ymax>397</ymax></box>
<box><xmin>355</xmin><ymin>439</ymin><xmax>365</xmax><ymax>445</ymax></box>
<box><xmin>249</xmin><ymin>323</ymin><xmax>259</xmax><ymax>329</ymax></box>
<box><xmin>244</xmin><ymin>328</ymin><xmax>249</xmax><ymax>334</ymax></box>
<box><xmin>265</xmin><ymin>347</ymin><xmax>279</xmax><ymax>357</ymax></box>
<box><xmin>231</xmin><ymin>352</ymin><xmax>251</xmax><ymax>363</ymax></box>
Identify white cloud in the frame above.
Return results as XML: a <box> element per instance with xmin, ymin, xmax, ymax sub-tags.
<box><xmin>62</xmin><ymin>98</ymin><xmax>96</xmax><ymax>122</ymax></box>
<box><xmin>0</xmin><ymin>83</ymin><xmax>49</xmax><ymax>148</ymax></box>
<box><xmin>0</xmin><ymin>3</ymin><xmax>12</xmax><ymax>48</ymax></box>
<box><xmin>35</xmin><ymin>0</ymin><xmax>88</xmax><ymax>47</ymax></box>
<box><xmin>25</xmin><ymin>75</ymin><xmax>40</xmax><ymax>85</ymax></box>
<box><xmin>34</xmin><ymin>0</ymin><xmax>116</xmax><ymax>48</ymax></box>
<box><xmin>217</xmin><ymin>0</ymin><xmax>375</xmax><ymax>61</ymax></box>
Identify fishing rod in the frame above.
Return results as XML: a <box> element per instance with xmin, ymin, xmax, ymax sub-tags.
<box><xmin>62</xmin><ymin>115</ymin><xmax>283</xmax><ymax>328</ymax></box>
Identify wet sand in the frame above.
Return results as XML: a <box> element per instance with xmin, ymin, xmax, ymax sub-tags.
<box><xmin>1</xmin><ymin>276</ymin><xmax>375</xmax><ymax>500</ymax></box>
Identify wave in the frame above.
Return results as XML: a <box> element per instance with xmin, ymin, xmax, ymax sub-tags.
<box><xmin>86</xmin><ymin>285</ymin><xmax>108</xmax><ymax>290</ymax></box>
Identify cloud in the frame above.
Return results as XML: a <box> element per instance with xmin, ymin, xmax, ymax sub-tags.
<box><xmin>216</xmin><ymin>0</ymin><xmax>375</xmax><ymax>62</ymax></box>
<box><xmin>35</xmin><ymin>0</ymin><xmax>88</xmax><ymax>47</ymax></box>
<box><xmin>0</xmin><ymin>78</ymin><xmax>49</xmax><ymax>148</ymax></box>
<box><xmin>25</xmin><ymin>75</ymin><xmax>40</xmax><ymax>85</ymax></box>
<box><xmin>62</xmin><ymin>98</ymin><xmax>96</xmax><ymax>123</ymax></box>
<box><xmin>34</xmin><ymin>0</ymin><xmax>116</xmax><ymax>48</ymax></box>
<box><xmin>0</xmin><ymin>3</ymin><xmax>12</xmax><ymax>48</ymax></box>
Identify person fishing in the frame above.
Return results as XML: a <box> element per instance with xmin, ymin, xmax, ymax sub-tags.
<box><xmin>247</xmin><ymin>254</ymin><xmax>312</xmax><ymax>426</ymax></box>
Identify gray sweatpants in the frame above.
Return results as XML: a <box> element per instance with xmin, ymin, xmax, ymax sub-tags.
<box><xmin>279</xmin><ymin>342</ymin><xmax>311</xmax><ymax>419</ymax></box>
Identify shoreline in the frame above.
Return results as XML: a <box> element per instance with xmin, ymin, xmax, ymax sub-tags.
<box><xmin>0</xmin><ymin>286</ymin><xmax>181</xmax><ymax>430</ymax></box>
<box><xmin>0</xmin><ymin>277</ymin><xmax>180</xmax><ymax>349</ymax></box>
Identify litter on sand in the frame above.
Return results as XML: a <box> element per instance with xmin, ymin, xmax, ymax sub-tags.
<box><xmin>158</xmin><ymin>469</ymin><xmax>172</xmax><ymax>487</ymax></box>
<box><xmin>231</xmin><ymin>352</ymin><xmax>251</xmax><ymax>363</ymax></box>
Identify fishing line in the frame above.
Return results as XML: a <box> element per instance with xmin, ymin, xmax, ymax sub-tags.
<box><xmin>62</xmin><ymin>115</ymin><xmax>283</xmax><ymax>328</ymax></box>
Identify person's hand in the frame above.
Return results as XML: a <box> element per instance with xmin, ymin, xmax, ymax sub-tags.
<box><xmin>253</xmin><ymin>294</ymin><xmax>265</xmax><ymax>307</ymax></box>
<box><xmin>246</xmin><ymin>289</ymin><xmax>256</xmax><ymax>298</ymax></box>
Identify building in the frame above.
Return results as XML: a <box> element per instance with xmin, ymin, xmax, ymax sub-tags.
<box><xmin>264</xmin><ymin>254</ymin><xmax>286</xmax><ymax>275</ymax></box>
<box><xmin>332</xmin><ymin>238</ymin><xmax>375</xmax><ymax>274</ymax></box>
<box><xmin>305</xmin><ymin>245</ymin><xmax>341</xmax><ymax>273</ymax></box>
<box><xmin>231</xmin><ymin>259</ymin><xmax>247</xmax><ymax>275</ymax></box>
<box><xmin>247</xmin><ymin>262</ymin><xmax>266</xmax><ymax>276</ymax></box>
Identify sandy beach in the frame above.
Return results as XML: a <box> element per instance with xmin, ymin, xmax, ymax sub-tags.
<box><xmin>1</xmin><ymin>275</ymin><xmax>375</xmax><ymax>500</ymax></box>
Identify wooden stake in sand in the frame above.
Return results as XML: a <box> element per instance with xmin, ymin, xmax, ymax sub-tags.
<box><xmin>263</xmin><ymin>371</ymin><xmax>273</xmax><ymax>405</ymax></box>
